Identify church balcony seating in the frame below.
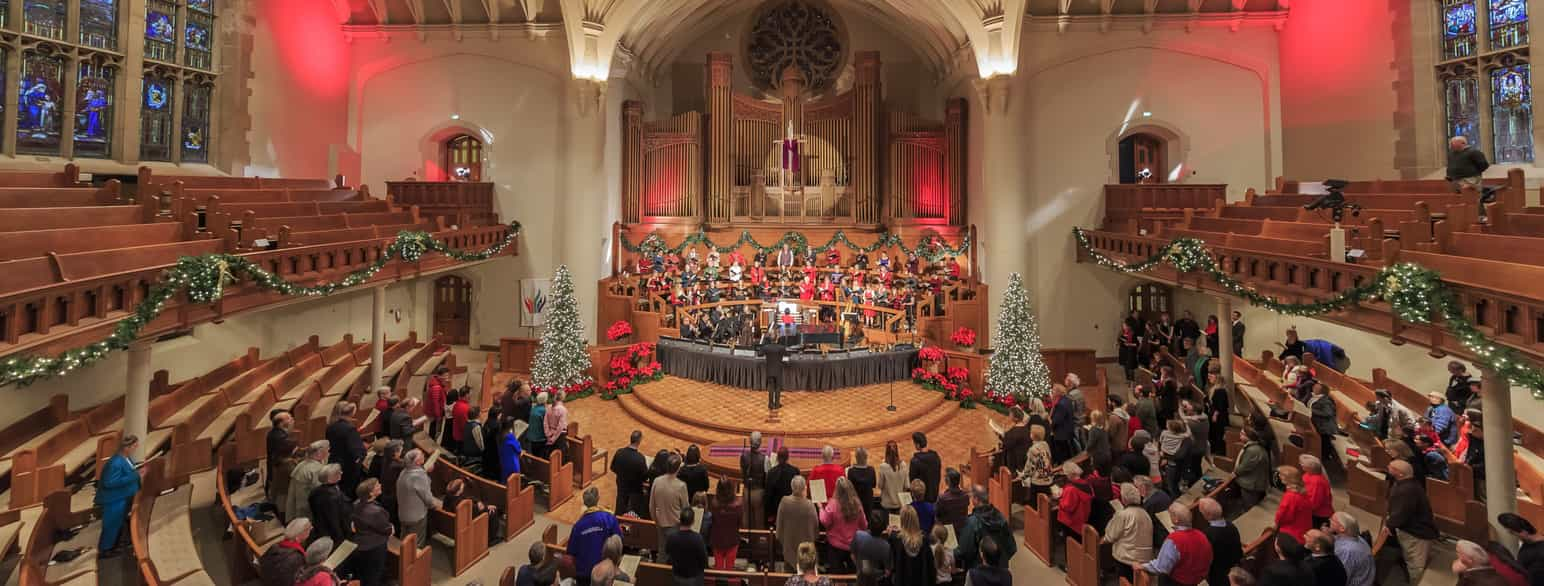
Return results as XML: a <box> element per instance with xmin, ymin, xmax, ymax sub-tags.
<box><xmin>17</xmin><ymin>490</ymin><xmax>99</xmax><ymax>586</ymax></box>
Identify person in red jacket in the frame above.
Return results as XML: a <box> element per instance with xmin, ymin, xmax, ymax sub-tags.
<box><xmin>424</xmin><ymin>368</ymin><xmax>448</xmax><ymax>441</ymax></box>
<box><xmin>1299</xmin><ymin>455</ymin><xmax>1335</xmax><ymax>529</ymax></box>
<box><xmin>1271</xmin><ymin>465</ymin><xmax>1315</xmax><ymax>543</ymax></box>
<box><xmin>807</xmin><ymin>445</ymin><xmax>845</xmax><ymax>500</ymax></box>
<box><xmin>1138</xmin><ymin>501</ymin><xmax>1214</xmax><ymax>585</ymax></box>
<box><xmin>449</xmin><ymin>390</ymin><xmax>471</xmax><ymax>455</ymax></box>
<box><xmin>1056</xmin><ymin>462</ymin><xmax>1093</xmax><ymax>551</ymax></box>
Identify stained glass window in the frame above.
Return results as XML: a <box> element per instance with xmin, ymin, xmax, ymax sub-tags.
<box><xmin>16</xmin><ymin>52</ymin><xmax>64</xmax><ymax>155</ymax></box>
<box><xmin>74</xmin><ymin>62</ymin><xmax>114</xmax><ymax>158</ymax></box>
<box><xmin>79</xmin><ymin>0</ymin><xmax>116</xmax><ymax>49</ymax></box>
<box><xmin>181</xmin><ymin>82</ymin><xmax>210</xmax><ymax>163</ymax></box>
<box><xmin>1490</xmin><ymin>0</ymin><xmax>1530</xmax><ymax>49</ymax></box>
<box><xmin>1443</xmin><ymin>0</ymin><xmax>1478</xmax><ymax>60</ymax></box>
<box><xmin>1444</xmin><ymin>76</ymin><xmax>1481</xmax><ymax>145</ymax></box>
<box><xmin>145</xmin><ymin>1</ymin><xmax>177</xmax><ymax>63</ymax></box>
<box><xmin>140</xmin><ymin>72</ymin><xmax>174</xmax><ymax>161</ymax></box>
<box><xmin>1490</xmin><ymin>65</ymin><xmax>1535</xmax><ymax>163</ymax></box>
<box><xmin>23</xmin><ymin>0</ymin><xmax>65</xmax><ymax>40</ymax></box>
<box><xmin>188</xmin><ymin>0</ymin><xmax>212</xmax><ymax>13</ymax></box>
<box><xmin>185</xmin><ymin>12</ymin><xmax>213</xmax><ymax>70</ymax></box>
<box><xmin>0</xmin><ymin>1</ymin><xmax>9</xmax><ymax>29</ymax></box>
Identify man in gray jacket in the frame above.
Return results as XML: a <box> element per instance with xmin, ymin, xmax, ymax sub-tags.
<box><xmin>396</xmin><ymin>448</ymin><xmax>442</xmax><ymax>546</ymax></box>
<box><xmin>286</xmin><ymin>440</ymin><xmax>330</xmax><ymax>521</ymax></box>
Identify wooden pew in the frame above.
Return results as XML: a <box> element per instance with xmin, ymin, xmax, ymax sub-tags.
<box><xmin>0</xmin><ymin>186</ymin><xmax>115</xmax><ymax>208</ymax></box>
<box><xmin>0</xmin><ymin>222</ymin><xmax>187</xmax><ymax>262</ymax></box>
<box><xmin>521</xmin><ymin>449</ymin><xmax>575</xmax><ymax>509</ymax></box>
<box><xmin>566</xmin><ymin>421</ymin><xmax>607</xmax><ymax>489</ymax></box>
<box><xmin>1022</xmin><ymin>492</ymin><xmax>1054</xmax><ymax>565</ymax></box>
<box><xmin>18</xmin><ymin>490</ymin><xmax>96</xmax><ymax>586</ymax></box>
<box><xmin>1065</xmin><ymin>524</ymin><xmax>1102</xmax><ymax>586</ymax></box>
<box><xmin>393</xmin><ymin>533</ymin><xmax>434</xmax><ymax>586</ymax></box>
<box><xmin>0</xmin><ymin>205</ymin><xmax>140</xmax><ymax>231</ymax></box>
<box><xmin>428</xmin><ymin>496</ymin><xmax>491</xmax><ymax>576</ymax></box>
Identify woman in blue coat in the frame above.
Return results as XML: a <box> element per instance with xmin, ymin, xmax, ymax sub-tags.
<box><xmin>97</xmin><ymin>435</ymin><xmax>142</xmax><ymax>556</ymax></box>
<box><xmin>498</xmin><ymin>417</ymin><xmax>524</xmax><ymax>481</ymax></box>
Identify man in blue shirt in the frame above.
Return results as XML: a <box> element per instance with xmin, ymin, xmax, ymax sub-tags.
<box><xmin>1329</xmin><ymin>512</ymin><xmax>1375</xmax><ymax>586</ymax></box>
<box><xmin>568</xmin><ymin>487</ymin><xmax>620</xmax><ymax>586</ymax></box>
<box><xmin>97</xmin><ymin>435</ymin><xmax>142</xmax><ymax>556</ymax></box>
<box><xmin>1425</xmin><ymin>393</ymin><xmax>1459</xmax><ymax>446</ymax></box>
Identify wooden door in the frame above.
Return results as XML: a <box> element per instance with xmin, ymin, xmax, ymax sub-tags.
<box><xmin>1129</xmin><ymin>283</ymin><xmax>1172</xmax><ymax>322</ymax></box>
<box><xmin>434</xmin><ymin>275</ymin><xmax>472</xmax><ymax>345</ymax></box>
<box><xmin>444</xmin><ymin>135</ymin><xmax>483</xmax><ymax>182</ymax></box>
<box><xmin>1130</xmin><ymin>134</ymin><xmax>1166</xmax><ymax>184</ymax></box>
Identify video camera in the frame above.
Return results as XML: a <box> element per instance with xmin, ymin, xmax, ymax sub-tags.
<box><xmin>1304</xmin><ymin>178</ymin><xmax>1361</xmax><ymax>223</ymax></box>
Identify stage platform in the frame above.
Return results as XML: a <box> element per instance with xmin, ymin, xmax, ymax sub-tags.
<box><xmin>656</xmin><ymin>337</ymin><xmax>916</xmax><ymax>391</ymax></box>
<box><xmin>542</xmin><ymin>375</ymin><xmax>1010</xmax><ymax>524</ymax></box>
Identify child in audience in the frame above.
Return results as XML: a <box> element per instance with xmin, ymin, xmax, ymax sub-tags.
<box><xmin>931</xmin><ymin>524</ymin><xmax>956</xmax><ymax>584</ymax></box>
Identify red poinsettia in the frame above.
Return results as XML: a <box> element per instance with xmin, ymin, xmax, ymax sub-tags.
<box><xmin>950</xmin><ymin>327</ymin><xmax>977</xmax><ymax>347</ymax></box>
<box><xmin>946</xmin><ymin>366</ymin><xmax>970</xmax><ymax>382</ymax></box>
<box><xmin>607</xmin><ymin>320</ymin><xmax>635</xmax><ymax>341</ymax></box>
<box><xmin>918</xmin><ymin>346</ymin><xmax>945</xmax><ymax>362</ymax></box>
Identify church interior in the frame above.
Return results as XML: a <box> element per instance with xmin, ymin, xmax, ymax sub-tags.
<box><xmin>0</xmin><ymin>0</ymin><xmax>1543</xmax><ymax>584</ymax></box>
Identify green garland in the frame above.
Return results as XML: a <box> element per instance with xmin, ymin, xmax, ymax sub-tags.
<box><xmin>1073</xmin><ymin>227</ymin><xmax>1544</xmax><ymax>398</ymax></box>
<box><xmin>619</xmin><ymin>229</ymin><xmax>970</xmax><ymax>262</ymax></box>
<box><xmin>1</xmin><ymin>222</ymin><xmax>522</xmax><ymax>387</ymax></box>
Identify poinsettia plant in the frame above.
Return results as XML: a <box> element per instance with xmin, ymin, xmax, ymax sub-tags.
<box><xmin>918</xmin><ymin>346</ymin><xmax>945</xmax><ymax>362</ymax></box>
<box><xmin>602</xmin><ymin>342</ymin><xmax>663</xmax><ymax>399</ymax></box>
<box><xmin>950</xmin><ymin>327</ymin><xmax>977</xmax><ymax>347</ymax></box>
<box><xmin>912</xmin><ymin>365</ymin><xmax>1003</xmax><ymax>413</ymax></box>
<box><xmin>606</xmin><ymin>320</ymin><xmax>635</xmax><ymax>342</ymax></box>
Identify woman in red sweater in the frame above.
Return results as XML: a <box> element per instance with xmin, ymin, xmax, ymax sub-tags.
<box><xmin>1299</xmin><ymin>455</ymin><xmax>1335</xmax><ymax>529</ymax></box>
<box><xmin>1057</xmin><ymin>462</ymin><xmax>1093</xmax><ymax>544</ymax></box>
<box><xmin>1271</xmin><ymin>465</ymin><xmax>1314</xmax><ymax>543</ymax></box>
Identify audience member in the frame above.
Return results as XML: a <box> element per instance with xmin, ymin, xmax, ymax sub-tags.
<box><xmin>1133</xmin><ymin>388</ymin><xmax>1159</xmax><ymax>436</ymax></box>
<box><xmin>1056</xmin><ymin>461</ymin><xmax>1093</xmax><ymax>551</ymax></box>
<box><xmin>1158</xmin><ymin>419</ymin><xmax>1193</xmax><ymax>496</ymax></box>
<box><xmin>1427</xmin><ymin>393</ymin><xmax>1459</xmax><ymax>446</ymax></box>
<box><xmin>878</xmin><ymin>441</ymin><xmax>908</xmax><ymax>515</ymax></box>
<box><xmin>1259</xmin><ymin>533</ymin><xmax>1313</xmax><ymax>586</ymax></box>
<box><xmin>666</xmin><ymin>508</ymin><xmax>709</xmax><ymax>585</ymax></box>
<box><xmin>601</xmin><ymin>535</ymin><xmax>632</xmax><ymax>583</ymax></box>
<box><xmin>1019</xmin><ymin>424</ymin><xmax>1055</xmax><ymax>504</ymax></box>
<box><xmin>890</xmin><ymin>507</ymin><xmax>934</xmax><ymax>586</ymax></box>
<box><xmin>908</xmin><ymin>478</ymin><xmax>937</xmax><ymax>533</ymax></box>
<box><xmin>847</xmin><ymin>447</ymin><xmax>878</xmax><ymax>517</ymax></box>
<box><xmin>96</xmin><ymin>434</ymin><xmax>141</xmax><ymax>557</ymax></box>
<box><xmin>909</xmin><ymin>432</ymin><xmax>942</xmax><ymax>501</ymax></box>
<box><xmin>809</xmin><ymin>445</ymin><xmax>845</xmax><ymax>499</ymax></box>
<box><xmin>387</xmin><ymin>397</ymin><xmax>418</xmax><ymax>441</ymax></box>
<box><xmin>1198</xmin><ymin>497</ymin><xmax>1242</xmax><ymax>586</ymax></box>
<box><xmin>348</xmin><ymin>479</ymin><xmax>392</xmax><ymax>586</ymax></box>
<box><xmin>1103</xmin><ymin>483</ymin><xmax>1154</xmax><ymax>581</ymax></box>
<box><xmin>396</xmin><ymin>448</ymin><xmax>441</xmax><ymax>546</ymax></box>
<box><xmin>1134</xmin><ymin>475</ymin><xmax>1171</xmax><ymax>516</ymax></box>
<box><xmin>499</xmin><ymin>416</ymin><xmax>524</xmax><ymax>478</ymax></box>
<box><xmin>1233</xmin><ymin>428</ymin><xmax>1271</xmax><ymax>510</ymax></box>
<box><xmin>571</xmin><ymin>486</ymin><xmax>621</xmax><ymax>585</ymax></box>
<box><xmin>1107</xmin><ymin>395</ymin><xmax>1134</xmax><ymax>452</ymax></box>
<box><xmin>740</xmin><ymin>432</ymin><xmax>768</xmax><ymax>529</ymax></box>
<box><xmin>708</xmin><ymin>479</ymin><xmax>743</xmax><ymax>570</ymax></box>
<box><xmin>1271</xmin><ymin>466</ymin><xmax>1313</xmax><ymax>543</ymax></box>
<box><xmin>931</xmin><ymin>524</ymin><xmax>956</xmax><ymax>584</ymax></box>
<box><xmin>449</xmin><ymin>388</ymin><xmax>471</xmax><ymax>453</ymax></box>
<box><xmin>819</xmin><ymin>477</ymin><xmax>869</xmax><ymax>571</ymax></box>
<box><xmin>288</xmin><ymin>440</ymin><xmax>330</xmax><ymax>522</ymax></box>
<box><xmin>443</xmin><ymin>477</ymin><xmax>501</xmax><ymax>544</ymax></box>
<box><xmin>1453</xmin><ymin>539</ymin><xmax>1513</xmax><ymax>586</ymax></box>
<box><xmin>936</xmin><ymin>467</ymin><xmax>970</xmax><ymax>534</ymax></box>
<box><xmin>776</xmin><ymin>476</ymin><xmax>819</xmax><ymax>572</ymax></box>
<box><xmin>515</xmin><ymin>541</ymin><xmax>558</xmax><ymax>586</ymax></box>
<box><xmin>956</xmin><ymin>485</ymin><xmax>1015</xmax><ymax>570</ymax></box>
<box><xmin>680</xmin><ymin>444</ymin><xmax>710</xmax><ymax>502</ymax></box>
<box><xmin>1308</xmin><ymin>383</ymin><xmax>1339</xmax><ymax>461</ymax></box>
<box><xmin>966</xmin><ymin>536</ymin><xmax>1012</xmax><ymax>586</ymax></box>
<box><xmin>1228</xmin><ymin>567</ymin><xmax>1256</xmax><ymax>586</ymax></box>
<box><xmin>1328</xmin><ymin>512</ymin><xmax>1374</xmax><ymax>586</ymax></box>
<box><xmin>851</xmin><ymin>509</ymin><xmax>893</xmax><ymax>580</ymax></box>
<box><xmin>308</xmin><ymin>464</ymin><xmax>352</xmax><ymax>543</ymax></box>
<box><xmin>295</xmin><ymin>537</ymin><xmax>341</xmax><ymax>586</ymax></box>
<box><xmin>1086</xmin><ymin>410</ymin><xmax>1113</xmax><ymax>472</ymax></box>
<box><xmin>258</xmin><ymin>518</ymin><xmax>310</xmax><ymax>586</ymax></box>
<box><xmin>998</xmin><ymin>407</ymin><xmax>1032</xmax><ymax>473</ymax></box>
<box><xmin>266</xmin><ymin>410</ymin><xmax>297</xmax><ymax>517</ymax></box>
<box><xmin>1207</xmin><ymin>385</ymin><xmax>1230</xmax><ymax>455</ymax></box>
<box><xmin>1498</xmin><ymin>513</ymin><xmax>1544</xmax><ymax>583</ymax></box>
<box><xmin>1447</xmin><ymin>361</ymin><xmax>1475</xmax><ymax>413</ymax></box>
<box><xmin>1302</xmin><ymin>530</ymin><xmax>1348</xmax><ymax>586</ymax></box>
<box><xmin>326</xmin><ymin>402</ymin><xmax>366</xmax><ymax>496</ymax></box>
<box><xmin>787</xmin><ymin>542</ymin><xmax>829</xmax><ymax>586</ymax></box>
<box><xmin>424</xmin><ymin>367</ymin><xmax>448</xmax><ymax>440</ymax></box>
<box><xmin>480</xmin><ymin>404</ymin><xmax>504</xmax><ymax>481</ymax></box>
<box><xmin>1118</xmin><ymin>430</ymin><xmax>1153</xmax><ymax>477</ymax></box>
<box><xmin>462</xmin><ymin>406</ymin><xmax>484</xmax><ymax>470</ymax></box>
<box><xmin>1138</xmin><ymin>502</ymin><xmax>1212</xmax><ymax>586</ymax></box>
<box><xmin>527</xmin><ymin>392</ymin><xmax>549</xmax><ymax>457</ymax></box>
<box><xmin>1299</xmin><ymin>455</ymin><xmax>1334</xmax><ymax>529</ymax></box>
<box><xmin>1385</xmin><ymin>459</ymin><xmax>1439</xmax><ymax>585</ymax></box>
<box><xmin>1050</xmin><ymin>385</ymin><xmax>1077</xmax><ymax>464</ymax></box>
<box><xmin>375</xmin><ymin>440</ymin><xmax>405</xmax><ymax>523</ymax></box>
<box><xmin>767</xmin><ymin>447</ymin><xmax>801</xmax><ymax>525</ymax></box>
<box><xmin>544</xmin><ymin>392</ymin><xmax>570</xmax><ymax>458</ymax></box>
<box><xmin>650</xmin><ymin>453</ymin><xmax>689</xmax><ymax>562</ymax></box>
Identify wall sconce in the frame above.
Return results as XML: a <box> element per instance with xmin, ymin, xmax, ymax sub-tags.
<box><xmin>389</xmin><ymin>309</ymin><xmax>403</xmax><ymax>323</ymax></box>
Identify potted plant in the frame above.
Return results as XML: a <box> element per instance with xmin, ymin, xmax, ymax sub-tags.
<box><xmin>950</xmin><ymin>326</ymin><xmax>977</xmax><ymax>350</ymax></box>
<box><xmin>606</xmin><ymin>320</ymin><xmax>634</xmax><ymax>343</ymax></box>
<box><xmin>919</xmin><ymin>346</ymin><xmax>945</xmax><ymax>374</ymax></box>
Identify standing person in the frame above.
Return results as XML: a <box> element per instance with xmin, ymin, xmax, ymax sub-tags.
<box><xmin>758</xmin><ymin>340</ymin><xmax>788</xmax><ymax>411</ymax></box>
<box><xmin>1207</xmin><ymin>384</ymin><xmax>1230</xmax><ymax>455</ymax></box>
<box><xmin>1086</xmin><ymin>410</ymin><xmax>1113</xmax><ymax>472</ymax></box>
<box><xmin>1498</xmin><ymin>513</ymin><xmax>1544</xmax><ymax>583</ymax></box>
<box><xmin>786</xmin><ymin>542</ymin><xmax>829</xmax><ymax>586</ymax></box>
<box><xmin>679</xmin><ymin>445</ymin><xmax>711</xmax><ymax>503</ymax></box>
<box><xmin>1229</xmin><ymin>311</ymin><xmax>1245</xmax><ymax>356</ymax></box>
<box><xmin>998</xmin><ymin>408</ymin><xmax>1032</xmax><ymax>474</ymax></box>
<box><xmin>570</xmin><ymin>487</ymin><xmax>621</xmax><ymax>586</ymax></box>
<box><xmin>1199</xmin><ymin>498</ymin><xmax>1243</xmax><ymax>586</ymax></box>
<box><xmin>326</xmin><ymin>402</ymin><xmax>366</xmax><ymax>497</ymax></box>
<box><xmin>499</xmin><ymin>417</ymin><xmax>524</xmax><ymax>478</ymax></box>
<box><xmin>611</xmin><ymin>430</ymin><xmax>648</xmax><ymax>517</ymax></box>
<box><xmin>1446</xmin><ymin>135</ymin><xmax>1490</xmax><ymax>193</ymax></box>
<box><xmin>666</xmin><ymin>508</ymin><xmax>710</xmax><ymax>586</ymax></box>
<box><xmin>527</xmin><ymin>392</ymin><xmax>549</xmax><ymax>458</ymax></box>
<box><xmin>480</xmin><ymin>404</ymin><xmax>504</xmax><ymax>481</ymax></box>
<box><xmin>288</xmin><ymin>441</ymin><xmax>330</xmax><ymax>522</ymax></box>
<box><xmin>1137</xmin><ymin>502</ymin><xmax>1213</xmax><ymax>586</ymax></box>
<box><xmin>1428</xmin><ymin>393</ymin><xmax>1460</xmax><ymax>447</ymax></box>
<box><xmin>1103</xmin><ymin>484</ymin><xmax>1154</xmax><ymax>582</ymax></box>
<box><xmin>96</xmin><ymin>435</ymin><xmax>142</xmax><ymax>557</ymax></box>
<box><xmin>348</xmin><ymin>479</ymin><xmax>393</xmax><ymax>586</ymax></box>
<box><xmin>878</xmin><ymin>441</ymin><xmax>908</xmax><ymax>515</ymax></box>
<box><xmin>395</xmin><ymin>449</ymin><xmax>442</xmax><ymax>546</ymax></box>
<box><xmin>449</xmin><ymin>389</ymin><xmax>471</xmax><ymax>455</ymax></box>
<box><xmin>650</xmin><ymin>454</ymin><xmax>689</xmax><ymax>563</ymax></box>
<box><xmin>1328</xmin><ymin>512</ymin><xmax>1375</xmax><ymax>586</ymax></box>
<box><xmin>819</xmin><ymin>477</ymin><xmax>869</xmax><ymax>572</ymax></box>
<box><xmin>740</xmin><ymin>432</ymin><xmax>768</xmax><ymax>529</ymax></box>
<box><xmin>295</xmin><ymin>538</ymin><xmax>343</xmax><ymax>586</ymax></box>
<box><xmin>966</xmin><ymin>537</ymin><xmax>1013</xmax><ymax>586</ymax></box>
<box><xmin>708</xmin><ymin>479</ymin><xmax>743</xmax><ymax>570</ymax></box>
<box><xmin>846</xmin><ymin>447</ymin><xmax>878</xmax><ymax>517</ymax></box>
<box><xmin>544</xmin><ymin>393</ymin><xmax>570</xmax><ymax>460</ymax></box>
<box><xmin>935</xmin><ymin>468</ymin><xmax>971</xmax><ymax>534</ymax></box>
<box><xmin>1385</xmin><ymin>460</ymin><xmax>1439</xmax><ymax>585</ymax></box>
<box><xmin>373</xmin><ymin>441</ymin><xmax>405</xmax><ymax>526</ymax></box>
<box><xmin>1270</xmin><ymin>466</ymin><xmax>1314</xmax><ymax>544</ymax></box>
<box><xmin>765</xmin><ymin>448</ymin><xmax>801</xmax><ymax>525</ymax></box>
<box><xmin>267</xmin><ymin>411</ymin><xmax>298</xmax><ymax>518</ymax></box>
<box><xmin>1300</xmin><ymin>455</ymin><xmax>1335</xmax><ymax>529</ymax></box>
<box><xmin>308</xmin><ymin>464</ymin><xmax>352</xmax><ymax>544</ymax></box>
<box><xmin>424</xmin><ymin>368</ymin><xmax>447</xmax><ymax>441</ymax></box>
<box><xmin>908</xmin><ymin>432</ymin><xmax>942</xmax><ymax>502</ymax></box>
<box><xmin>1453</xmin><ymin>539</ymin><xmax>1511</xmax><ymax>586</ymax></box>
<box><xmin>462</xmin><ymin>406</ymin><xmax>484</xmax><ymax>473</ymax></box>
<box><xmin>889</xmin><ymin>507</ymin><xmax>935</xmax><ymax>586</ymax></box>
<box><xmin>1050</xmin><ymin>386</ymin><xmax>1077</xmax><ymax>464</ymax></box>
<box><xmin>1447</xmin><ymin>361</ymin><xmax>1475</xmax><ymax>412</ymax></box>
<box><xmin>1308</xmin><ymin>384</ymin><xmax>1339</xmax><ymax>462</ymax></box>
<box><xmin>1303</xmin><ymin>530</ymin><xmax>1349</xmax><ymax>586</ymax></box>
<box><xmin>259</xmin><ymin>519</ymin><xmax>310</xmax><ymax>586</ymax></box>
<box><xmin>1118</xmin><ymin>322</ymin><xmax>1140</xmax><ymax>383</ymax></box>
<box><xmin>956</xmin><ymin>485</ymin><xmax>1016</xmax><ymax>570</ymax></box>
<box><xmin>1204</xmin><ymin>315</ymin><xmax>1220</xmax><ymax>357</ymax></box>
<box><xmin>776</xmin><ymin>477</ymin><xmax>820</xmax><ymax>572</ymax></box>
<box><xmin>1259</xmin><ymin>534</ymin><xmax>1314</xmax><ymax>586</ymax></box>
<box><xmin>808</xmin><ymin>445</ymin><xmax>845</xmax><ymax>500</ymax></box>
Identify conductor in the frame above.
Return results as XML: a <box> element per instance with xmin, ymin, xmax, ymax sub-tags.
<box><xmin>757</xmin><ymin>341</ymin><xmax>788</xmax><ymax>411</ymax></box>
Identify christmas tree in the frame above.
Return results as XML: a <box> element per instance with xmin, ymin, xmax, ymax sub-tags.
<box><xmin>985</xmin><ymin>272</ymin><xmax>1053</xmax><ymax>401</ymax></box>
<box><xmin>530</xmin><ymin>265</ymin><xmax>593</xmax><ymax>397</ymax></box>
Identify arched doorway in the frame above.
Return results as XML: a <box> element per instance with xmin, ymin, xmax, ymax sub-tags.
<box><xmin>1128</xmin><ymin>283</ymin><xmax>1172</xmax><ymax>322</ymax></box>
<box><xmin>443</xmin><ymin>134</ymin><xmax>483</xmax><ymax>182</ymax></box>
<box><xmin>1118</xmin><ymin>132</ymin><xmax>1168</xmax><ymax>184</ymax></box>
<box><xmin>434</xmin><ymin>275</ymin><xmax>472</xmax><ymax>345</ymax></box>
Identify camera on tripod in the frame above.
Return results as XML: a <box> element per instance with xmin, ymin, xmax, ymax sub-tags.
<box><xmin>1304</xmin><ymin>178</ymin><xmax>1362</xmax><ymax>224</ymax></box>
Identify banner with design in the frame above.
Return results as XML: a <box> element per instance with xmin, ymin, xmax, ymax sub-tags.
<box><xmin>520</xmin><ymin>278</ymin><xmax>552</xmax><ymax>327</ymax></box>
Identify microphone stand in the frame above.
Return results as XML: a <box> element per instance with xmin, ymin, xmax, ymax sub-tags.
<box><xmin>887</xmin><ymin>378</ymin><xmax>897</xmax><ymax>412</ymax></box>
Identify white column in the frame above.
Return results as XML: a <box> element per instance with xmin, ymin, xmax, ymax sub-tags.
<box><xmin>370</xmin><ymin>285</ymin><xmax>386</xmax><ymax>389</ymax></box>
<box><xmin>1481</xmin><ymin>365</ymin><xmax>1519</xmax><ymax>551</ymax></box>
<box><xmin>975</xmin><ymin>74</ymin><xmax>1031</xmax><ymax>339</ymax></box>
<box><xmin>124</xmin><ymin>341</ymin><xmax>152</xmax><ymax>457</ymax></box>
<box><xmin>562</xmin><ymin>78</ymin><xmax>609</xmax><ymax>342</ymax></box>
<box><xmin>1216</xmin><ymin>296</ymin><xmax>1235</xmax><ymax>387</ymax></box>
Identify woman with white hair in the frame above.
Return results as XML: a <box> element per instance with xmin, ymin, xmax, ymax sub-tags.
<box><xmin>1102</xmin><ymin>483</ymin><xmax>1154</xmax><ymax>580</ymax></box>
<box><xmin>295</xmin><ymin>537</ymin><xmax>341</xmax><ymax>585</ymax></box>
<box><xmin>1298</xmin><ymin>455</ymin><xmax>1334</xmax><ymax>529</ymax></box>
<box><xmin>527</xmin><ymin>391</ymin><xmax>549</xmax><ymax>457</ymax></box>
<box><xmin>1452</xmin><ymin>539</ymin><xmax>1509</xmax><ymax>585</ymax></box>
